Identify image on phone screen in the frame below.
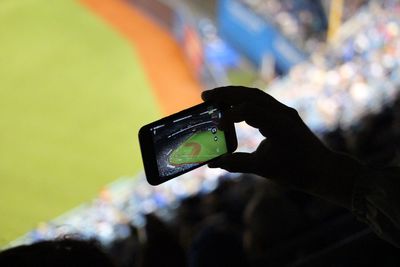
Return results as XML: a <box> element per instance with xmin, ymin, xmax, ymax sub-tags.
<box><xmin>150</xmin><ymin>105</ymin><xmax>228</xmax><ymax>178</ymax></box>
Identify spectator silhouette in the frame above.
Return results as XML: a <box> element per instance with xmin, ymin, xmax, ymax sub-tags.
<box><xmin>243</xmin><ymin>184</ymin><xmax>303</xmax><ymax>266</ymax></box>
<box><xmin>203</xmin><ymin>86</ymin><xmax>400</xmax><ymax>248</ymax></box>
<box><xmin>0</xmin><ymin>239</ymin><xmax>116</xmax><ymax>267</ymax></box>
<box><xmin>140</xmin><ymin>214</ymin><xmax>186</xmax><ymax>267</ymax></box>
<box><xmin>188</xmin><ymin>214</ymin><xmax>248</xmax><ymax>267</ymax></box>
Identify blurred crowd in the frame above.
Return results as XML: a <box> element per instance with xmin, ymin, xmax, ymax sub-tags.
<box><xmin>239</xmin><ymin>0</ymin><xmax>328</xmax><ymax>52</ymax></box>
<box><xmin>18</xmin><ymin>168</ymin><xmax>400</xmax><ymax>266</ymax></box>
<box><xmin>6</xmin><ymin>0</ymin><xmax>400</xmax><ymax>266</ymax></box>
<box><xmin>268</xmin><ymin>0</ymin><xmax>400</xmax><ymax>134</ymax></box>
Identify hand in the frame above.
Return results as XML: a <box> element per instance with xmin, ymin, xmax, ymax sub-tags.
<box><xmin>202</xmin><ymin>86</ymin><xmax>364</xmax><ymax>208</ymax></box>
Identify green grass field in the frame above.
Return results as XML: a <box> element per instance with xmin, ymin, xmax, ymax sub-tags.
<box><xmin>0</xmin><ymin>0</ymin><xmax>159</xmax><ymax>245</ymax></box>
<box><xmin>169</xmin><ymin>130</ymin><xmax>227</xmax><ymax>165</ymax></box>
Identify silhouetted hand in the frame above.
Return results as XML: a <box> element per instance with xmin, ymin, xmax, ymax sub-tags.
<box><xmin>202</xmin><ymin>86</ymin><xmax>365</xmax><ymax>208</ymax></box>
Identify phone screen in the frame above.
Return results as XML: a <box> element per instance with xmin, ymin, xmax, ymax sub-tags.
<box><xmin>150</xmin><ymin>104</ymin><xmax>228</xmax><ymax>178</ymax></box>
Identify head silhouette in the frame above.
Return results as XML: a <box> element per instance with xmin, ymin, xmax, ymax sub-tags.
<box><xmin>0</xmin><ymin>239</ymin><xmax>115</xmax><ymax>267</ymax></box>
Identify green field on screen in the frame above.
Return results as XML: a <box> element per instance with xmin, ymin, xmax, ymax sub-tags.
<box><xmin>169</xmin><ymin>130</ymin><xmax>227</xmax><ymax>165</ymax></box>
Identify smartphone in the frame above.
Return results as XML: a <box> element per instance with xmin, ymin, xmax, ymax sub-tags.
<box><xmin>139</xmin><ymin>101</ymin><xmax>237</xmax><ymax>185</ymax></box>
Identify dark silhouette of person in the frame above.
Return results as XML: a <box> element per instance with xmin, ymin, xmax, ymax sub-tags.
<box><xmin>140</xmin><ymin>214</ymin><xmax>187</xmax><ymax>267</ymax></box>
<box><xmin>0</xmin><ymin>239</ymin><xmax>116</xmax><ymax>267</ymax></box>
<box><xmin>202</xmin><ymin>86</ymin><xmax>400</xmax><ymax>248</ymax></box>
<box><xmin>188</xmin><ymin>215</ymin><xmax>248</xmax><ymax>267</ymax></box>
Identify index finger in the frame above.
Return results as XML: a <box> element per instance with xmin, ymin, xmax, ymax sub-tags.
<box><xmin>202</xmin><ymin>86</ymin><xmax>278</xmax><ymax>107</ymax></box>
<box><xmin>220</xmin><ymin>102</ymin><xmax>293</xmax><ymax>138</ymax></box>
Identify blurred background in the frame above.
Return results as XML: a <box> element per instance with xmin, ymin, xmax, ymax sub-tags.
<box><xmin>1</xmin><ymin>0</ymin><xmax>400</xmax><ymax>265</ymax></box>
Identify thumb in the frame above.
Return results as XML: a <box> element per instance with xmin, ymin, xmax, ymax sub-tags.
<box><xmin>208</xmin><ymin>152</ymin><xmax>255</xmax><ymax>173</ymax></box>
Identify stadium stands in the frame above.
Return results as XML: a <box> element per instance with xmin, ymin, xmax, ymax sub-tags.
<box><xmin>5</xmin><ymin>0</ymin><xmax>400</xmax><ymax>266</ymax></box>
<box><xmin>268</xmin><ymin>1</ymin><xmax>400</xmax><ymax>134</ymax></box>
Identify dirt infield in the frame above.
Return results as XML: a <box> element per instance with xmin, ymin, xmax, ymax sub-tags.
<box><xmin>80</xmin><ymin>0</ymin><xmax>202</xmax><ymax>115</ymax></box>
